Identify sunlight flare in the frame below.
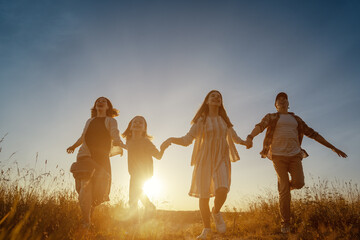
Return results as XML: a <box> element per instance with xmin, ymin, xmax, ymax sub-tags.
<box><xmin>143</xmin><ymin>177</ymin><xmax>162</xmax><ymax>199</ymax></box>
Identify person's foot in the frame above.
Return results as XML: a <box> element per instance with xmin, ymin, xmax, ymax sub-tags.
<box><xmin>212</xmin><ymin>208</ymin><xmax>226</xmax><ymax>233</ymax></box>
<box><xmin>196</xmin><ymin>228</ymin><xmax>212</xmax><ymax>239</ymax></box>
<box><xmin>281</xmin><ymin>225</ymin><xmax>290</xmax><ymax>234</ymax></box>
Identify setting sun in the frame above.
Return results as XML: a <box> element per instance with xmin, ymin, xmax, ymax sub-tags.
<box><xmin>143</xmin><ymin>177</ymin><xmax>162</xmax><ymax>199</ymax></box>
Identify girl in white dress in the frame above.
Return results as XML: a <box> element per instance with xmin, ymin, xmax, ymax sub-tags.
<box><xmin>161</xmin><ymin>90</ymin><xmax>246</xmax><ymax>239</ymax></box>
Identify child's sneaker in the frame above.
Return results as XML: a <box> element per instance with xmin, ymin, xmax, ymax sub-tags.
<box><xmin>212</xmin><ymin>209</ymin><xmax>226</xmax><ymax>233</ymax></box>
<box><xmin>196</xmin><ymin>228</ymin><xmax>212</xmax><ymax>239</ymax></box>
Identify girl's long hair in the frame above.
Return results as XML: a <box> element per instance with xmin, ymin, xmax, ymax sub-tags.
<box><xmin>122</xmin><ymin>116</ymin><xmax>152</xmax><ymax>142</ymax></box>
<box><xmin>91</xmin><ymin>97</ymin><xmax>119</xmax><ymax>118</ymax></box>
<box><xmin>191</xmin><ymin>90</ymin><xmax>233</xmax><ymax>127</ymax></box>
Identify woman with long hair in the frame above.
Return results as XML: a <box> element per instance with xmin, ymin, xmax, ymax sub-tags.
<box><xmin>67</xmin><ymin>97</ymin><xmax>125</xmax><ymax>228</ymax></box>
<box><xmin>161</xmin><ymin>90</ymin><xmax>247</xmax><ymax>239</ymax></box>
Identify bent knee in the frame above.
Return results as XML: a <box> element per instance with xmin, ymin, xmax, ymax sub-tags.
<box><xmin>215</xmin><ymin>187</ymin><xmax>228</xmax><ymax>196</ymax></box>
<box><xmin>291</xmin><ymin>181</ymin><xmax>305</xmax><ymax>190</ymax></box>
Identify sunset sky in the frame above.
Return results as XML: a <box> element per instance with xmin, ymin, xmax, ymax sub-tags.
<box><xmin>1</xmin><ymin>0</ymin><xmax>359</xmax><ymax>210</ymax></box>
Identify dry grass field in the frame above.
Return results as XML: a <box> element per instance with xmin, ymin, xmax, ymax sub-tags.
<box><xmin>1</xmin><ymin>150</ymin><xmax>359</xmax><ymax>239</ymax></box>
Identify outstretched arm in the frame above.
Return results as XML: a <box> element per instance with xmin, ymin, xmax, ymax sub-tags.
<box><xmin>67</xmin><ymin>119</ymin><xmax>91</xmax><ymax>154</ymax></box>
<box><xmin>165</xmin><ymin>137</ymin><xmax>189</xmax><ymax>146</ymax></box>
<box><xmin>314</xmin><ymin>134</ymin><xmax>347</xmax><ymax>158</ymax></box>
<box><xmin>148</xmin><ymin>139</ymin><xmax>170</xmax><ymax>160</ymax></box>
<box><xmin>248</xmin><ymin>125</ymin><xmax>263</xmax><ymax>139</ymax></box>
<box><xmin>245</xmin><ymin>114</ymin><xmax>272</xmax><ymax>149</ymax></box>
<box><xmin>245</xmin><ymin>123</ymin><xmax>267</xmax><ymax>149</ymax></box>
<box><xmin>300</xmin><ymin>118</ymin><xmax>347</xmax><ymax>158</ymax></box>
<box><xmin>152</xmin><ymin>146</ymin><xmax>164</xmax><ymax>160</ymax></box>
<box><xmin>229</xmin><ymin>128</ymin><xmax>246</xmax><ymax>145</ymax></box>
<box><xmin>160</xmin><ymin>137</ymin><xmax>188</xmax><ymax>152</ymax></box>
<box><xmin>67</xmin><ymin>137</ymin><xmax>82</xmax><ymax>154</ymax></box>
<box><xmin>160</xmin><ymin>121</ymin><xmax>199</xmax><ymax>150</ymax></box>
<box><xmin>244</xmin><ymin>127</ymin><xmax>259</xmax><ymax>149</ymax></box>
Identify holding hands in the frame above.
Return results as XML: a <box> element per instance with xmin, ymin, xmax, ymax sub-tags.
<box><xmin>161</xmin><ymin>138</ymin><xmax>173</xmax><ymax>152</ymax></box>
<box><xmin>244</xmin><ymin>135</ymin><xmax>253</xmax><ymax>149</ymax></box>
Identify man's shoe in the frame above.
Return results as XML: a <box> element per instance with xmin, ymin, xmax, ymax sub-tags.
<box><xmin>196</xmin><ymin>228</ymin><xmax>212</xmax><ymax>239</ymax></box>
<box><xmin>212</xmin><ymin>209</ymin><xmax>226</xmax><ymax>233</ymax></box>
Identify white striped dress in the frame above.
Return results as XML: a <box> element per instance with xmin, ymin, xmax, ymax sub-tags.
<box><xmin>180</xmin><ymin>116</ymin><xmax>242</xmax><ymax>198</ymax></box>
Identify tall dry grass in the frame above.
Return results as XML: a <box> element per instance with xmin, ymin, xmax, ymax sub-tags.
<box><xmin>0</xmin><ymin>154</ymin><xmax>81</xmax><ymax>239</ymax></box>
<box><xmin>1</xmin><ymin>167</ymin><xmax>360</xmax><ymax>239</ymax></box>
<box><xmin>0</xmin><ymin>135</ymin><xmax>359</xmax><ymax>239</ymax></box>
<box><xmin>227</xmin><ymin>179</ymin><xmax>360</xmax><ymax>239</ymax></box>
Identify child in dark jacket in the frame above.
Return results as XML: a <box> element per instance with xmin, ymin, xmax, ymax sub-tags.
<box><xmin>122</xmin><ymin>116</ymin><xmax>167</xmax><ymax>211</ymax></box>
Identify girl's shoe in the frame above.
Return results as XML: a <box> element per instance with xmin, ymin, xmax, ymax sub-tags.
<box><xmin>212</xmin><ymin>210</ymin><xmax>226</xmax><ymax>233</ymax></box>
<box><xmin>196</xmin><ymin>228</ymin><xmax>212</xmax><ymax>239</ymax></box>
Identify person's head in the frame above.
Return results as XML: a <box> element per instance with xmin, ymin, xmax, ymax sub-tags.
<box><xmin>275</xmin><ymin>92</ymin><xmax>289</xmax><ymax>112</ymax></box>
<box><xmin>191</xmin><ymin>90</ymin><xmax>233</xmax><ymax>127</ymax></box>
<box><xmin>122</xmin><ymin>116</ymin><xmax>152</xmax><ymax>140</ymax></box>
<box><xmin>91</xmin><ymin>97</ymin><xmax>119</xmax><ymax>118</ymax></box>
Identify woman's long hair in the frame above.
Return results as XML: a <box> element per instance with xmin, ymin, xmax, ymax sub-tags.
<box><xmin>122</xmin><ymin>116</ymin><xmax>152</xmax><ymax>141</ymax></box>
<box><xmin>191</xmin><ymin>90</ymin><xmax>233</xmax><ymax>127</ymax></box>
<box><xmin>91</xmin><ymin>97</ymin><xmax>119</xmax><ymax>118</ymax></box>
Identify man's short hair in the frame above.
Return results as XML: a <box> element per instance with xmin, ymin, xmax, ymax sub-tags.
<box><xmin>275</xmin><ymin>92</ymin><xmax>288</xmax><ymax>103</ymax></box>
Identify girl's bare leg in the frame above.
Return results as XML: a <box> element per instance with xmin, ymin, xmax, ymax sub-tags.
<box><xmin>199</xmin><ymin>198</ymin><xmax>211</xmax><ymax>228</ymax></box>
<box><xmin>213</xmin><ymin>187</ymin><xmax>228</xmax><ymax>213</ymax></box>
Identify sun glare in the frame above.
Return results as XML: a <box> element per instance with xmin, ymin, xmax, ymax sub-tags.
<box><xmin>143</xmin><ymin>177</ymin><xmax>162</xmax><ymax>199</ymax></box>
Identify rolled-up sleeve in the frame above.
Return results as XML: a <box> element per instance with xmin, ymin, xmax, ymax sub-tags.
<box><xmin>255</xmin><ymin>114</ymin><xmax>271</xmax><ymax>132</ymax></box>
<box><xmin>180</xmin><ymin>122</ymin><xmax>199</xmax><ymax>146</ymax></box>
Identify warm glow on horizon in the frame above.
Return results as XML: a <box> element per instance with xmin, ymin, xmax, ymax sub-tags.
<box><xmin>0</xmin><ymin>0</ymin><xmax>358</xmax><ymax>213</ymax></box>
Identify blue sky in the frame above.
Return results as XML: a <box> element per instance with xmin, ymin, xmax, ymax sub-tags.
<box><xmin>1</xmin><ymin>0</ymin><xmax>360</xmax><ymax>210</ymax></box>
